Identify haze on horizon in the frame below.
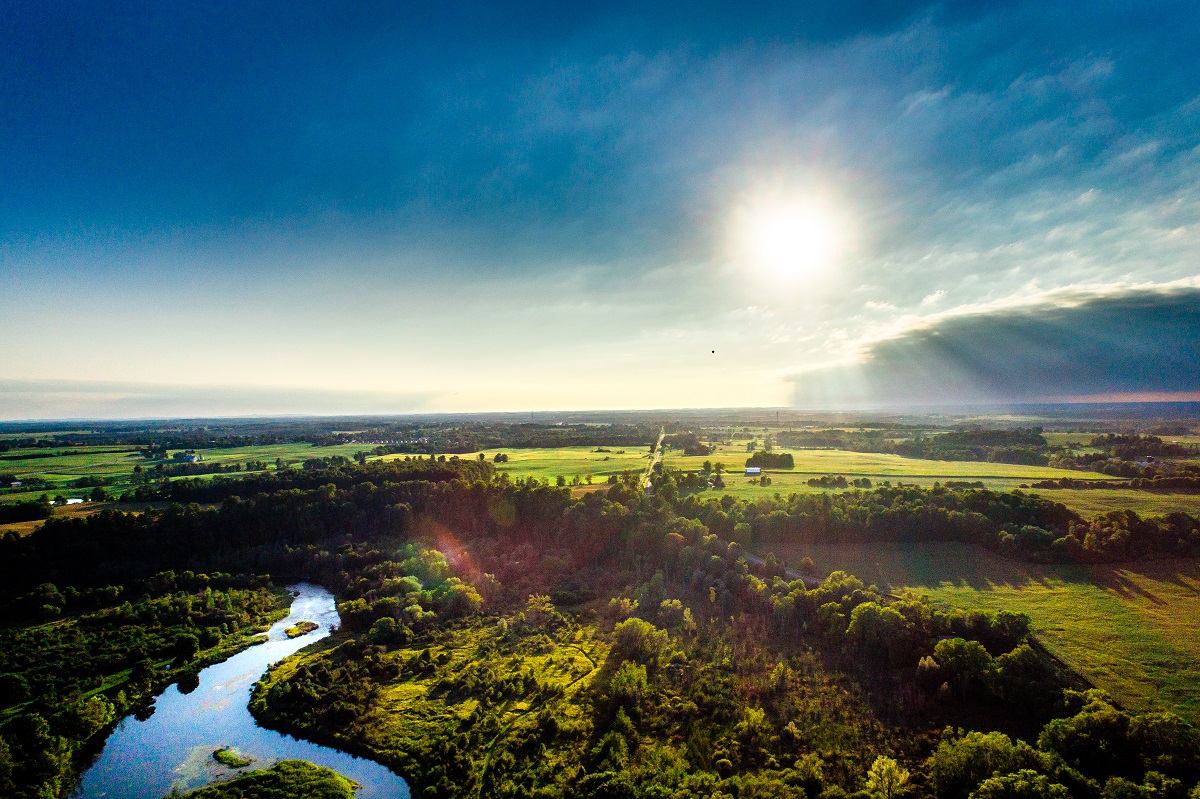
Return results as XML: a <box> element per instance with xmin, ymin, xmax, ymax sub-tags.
<box><xmin>3</xmin><ymin>1</ymin><xmax>1200</xmax><ymax>420</ymax></box>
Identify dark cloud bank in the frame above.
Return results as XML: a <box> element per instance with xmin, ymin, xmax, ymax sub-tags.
<box><xmin>791</xmin><ymin>288</ymin><xmax>1200</xmax><ymax>407</ymax></box>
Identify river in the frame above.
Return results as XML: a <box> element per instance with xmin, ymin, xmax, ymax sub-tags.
<box><xmin>73</xmin><ymin>583</ymin><xmax>410</xmax><ymax>798</ymax></box>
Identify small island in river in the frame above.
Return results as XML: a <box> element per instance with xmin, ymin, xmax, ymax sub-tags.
<box><xmin>284</xmin><ymin>620</ymin><xmax>319</xmax><ymax>639</ymax></box>
<box><xmin>211</xmin><ymin>747</ymin><xmax>253</xmax><ymax>768</ymax></box>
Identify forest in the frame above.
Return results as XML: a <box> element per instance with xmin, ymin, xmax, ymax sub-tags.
<box><xmin>0</xmin><ymin>455</ymin><xmax>1197</xmax><ymax>798</ymax></box>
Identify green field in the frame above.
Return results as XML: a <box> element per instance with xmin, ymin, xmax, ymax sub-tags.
<box><xmin>665</xmin><ymin>442</ymin><xmax>1114</xmax><ymax>481</ymax></box>
<box><xmin>0</xmin><ymin>442</ymin><xmax>371</xmax><ymax>503</ymax></box>
<box><xmin>762</xmin><ymin>540</ymin><xmax>1200</xmax><ymax>723</ymax></box>
<box><xmin>381</xmin><ymin>446</ymin><xmax>653</xmax><ymax>485</ymax></box>
<box><xmin>661</xmin><ymin>443</ymin><xmax>1200</xmax><ymax>517</ymax></box>
<box><xmin>1029</xmin><ymin>487</ymin><xmax>1200</xmax><ymax>518</ymax></box>
<box><xmin>7</xmin><ymin>438</ymin><xmax>1200</xmax><ymax>524</ymax></box>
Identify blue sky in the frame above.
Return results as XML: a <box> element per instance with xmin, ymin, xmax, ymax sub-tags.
<box><xmin>2</xmin><ymin>1</ymin><xmax>1199</xmax><ymax>417</ymax></box>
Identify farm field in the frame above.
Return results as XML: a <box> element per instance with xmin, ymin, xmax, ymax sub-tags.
<box><xmin>662</xmin><ymin>443</ymin><xmax>1200</xmax><ymax>517</ymax></box>
<box><xmin>0</xmin><ymin>442</ymin><xmax>370</xmax><ymax>502</ymax></box>
<box><xmin>663</xmin><ymin>442</ymin><xmax>1114</xmax><ymax>480</ymax></box>
<box><xmin>10</xmin><ymin>439</ymin><xmax>1196</xmax><ymax>526</ymax></box>
<box><xmin>380</xmin><ymin>446</ymin><xmax>653</xmax><ymax>485</ymax></box>
<box><xmin>761</xmin><ymin>539</ymin><xmax>1200</xmax><ymax>724</ymax></box>
<box><xmin>1028</xmin><ymin>487</ymin><xmax>1200</xmax><ymax>518</ymax></box>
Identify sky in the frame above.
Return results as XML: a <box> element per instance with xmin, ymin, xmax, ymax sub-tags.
<box><xmin>2</xmin><ymin>1</ymin><xmax>1200</xmax><ymax>418</ymax></box>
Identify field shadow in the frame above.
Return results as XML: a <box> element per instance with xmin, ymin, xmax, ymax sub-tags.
<box><xmin>1091</xmin><ymin>570</ymin><xmax>1167</xmax><ymax>605</ymax></box>
<box><xmin>1085</xmin><ymin>558</ymin><xmax>1200</xmax><ymax>602</ymax></box>
<box><xmin>767</xmin><ymin>540</ymin><xmax>1200</xmax><ymax>599</ymax></box>
<box><xmin>773</xmin><ymin>541</ymin><xmax>1047</xmax><ymax>592</ymax></box>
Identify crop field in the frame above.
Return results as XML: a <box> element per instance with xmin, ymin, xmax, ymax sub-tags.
<box><xmin>762</xmin><ymin>539</ymin><xmax>1200</xmax><ymax>724</ymax></box>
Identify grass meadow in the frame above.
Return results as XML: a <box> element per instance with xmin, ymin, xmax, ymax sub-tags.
<box><xmin>762</xmin><ymin>539</ymin><xmax>1200</xmax><ymax>723</ymax></box>
<box><xmin>661</xmin><ymin>443</ymin><xmax>1200</xmax><ymax>517</ymax></box>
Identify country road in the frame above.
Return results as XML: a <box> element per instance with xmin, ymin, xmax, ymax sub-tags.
<box><xmin>643</xmin><ymin>427</ymin><xmax>665</xmax><ymax>490</ymax></box>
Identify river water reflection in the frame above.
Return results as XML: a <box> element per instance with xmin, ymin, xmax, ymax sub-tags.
<box><xmin>73</xmin><ymin>583</ymin><xmax>410</xmax><ymax>799</ymax></box>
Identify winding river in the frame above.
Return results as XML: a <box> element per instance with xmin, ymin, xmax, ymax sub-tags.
<box><xmin>73</xmin><ymin>584</ymin><xmax>410</xmax><ymax>798</ymax></box>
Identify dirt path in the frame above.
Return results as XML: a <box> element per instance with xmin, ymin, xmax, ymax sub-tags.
<box><xmin>643</xmin><ymin>428</ymin><xmax>665</xmax><ymax>491</ymax></box>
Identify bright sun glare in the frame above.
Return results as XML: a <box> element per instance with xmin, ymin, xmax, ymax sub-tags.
<box><xmin>738</xmin><ymin>201</ymin><xmax>843</xmax><ymax>282</ymax></box>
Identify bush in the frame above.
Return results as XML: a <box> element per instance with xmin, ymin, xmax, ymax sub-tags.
<box><xmin>609</xmin><ymin>618</ymin><xmax>669</xmax><ymax>668</ymax></box>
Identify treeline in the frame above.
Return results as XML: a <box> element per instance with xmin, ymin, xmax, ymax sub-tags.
<box><xmin>115</xmin><ymin>454</ymin><xmax>494</xmax><ymax>505</ymax></box>
<box><xmin>1089</xmin><ymin>434</ymin><xmax>1196</xmax><ymax>461</ymax></box>
<box><xmin>673</xmin><ymin>484</ymin><xmax>1200</xmax><ymax>563</ymax></box>
<box><xmin>367</xmin><ymin>422</ymin><xmax>657</xmax><ymax>456</ymax></box>
<box><xmin>747</xmin><ymin>451</ymin><xmax>796</xmax><ymax>469</ymax></box>
<box><xmin>919</xmin><ymin>692</ymin><xmax>1200</xmax><ymax>799</ymax></box>
<box><xmin>663</xmin><ymin>433</ymin><xmax>714</xmax><ymax>456</ymax></box>
<box><xmin>0</xmin><ymin>498</ymin><xmax>51</xmax><ymax>524</ymax></box>
<box><xmin>775</xmin><ymin>428</ymin><xmax>1052</xmax><ymax>465</ymax></box>
<box><xmin>0</xmin><ymin>418</ymin><xmax>656</xmax><ymax>455</ymax></box>
<box><xmin>632</xmin><ymin>465</ymin><xmax>1200</xmax><ymax>563</ymax></box>
<box><xmin>1050</xmin><ymin>435</ymin><xmax>1200</xmax><ymax>477</ymax></box>
<box><xmin>0</xmin><ymin>457</ymin><xmax>572</xmax><ymax>600</ymax></box>
<box><xmin>893</xmin><ymin>430</ymin><xmax>1049</xmax><ymax>465</ymax></box>
<box><xmin>1031</xmin><ymin>476</ymin><xmax>1200</xmax><ymax>493</ymax></box>
<box><xmin>808</xmin><ymin>475</ymin><xmax>873</xmax><ymax>488</ymax></box>
<box><xmin>150</xmin><ymin>460</ymin><xmax>254</xmax><ymax>478</ymax></box>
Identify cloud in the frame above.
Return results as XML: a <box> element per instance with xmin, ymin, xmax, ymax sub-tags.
<box><xmin>789</xmin><ymin>286</ymin><xmax>1200</xmax><ymax>407</ymax></box>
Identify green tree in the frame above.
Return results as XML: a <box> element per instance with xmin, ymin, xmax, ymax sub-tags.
<box><xmin>609</xmin><ymin>618</ymin><xmax>669</xmax><ymax>668</ymax></box>
<box><xmin>174</xmin><ymin>632</ymin><xmax>201</xmax><ymax>661</ymax></box>
<box><xmin>847</xmin><ymin>602</ymin><xmax>912</xmax><ymax>668</ymax></box>
<box><xmin>865</xmin><ymin>756</ymin><xmax>910</xmax><ymax>799</ymax></box>
<box><xmin>934</xmin><ymin>638</ymin><xmax>995</xmax><ymax>700</ymax></box>
<box><xmin>926</xmin><ymin>731</ymin><xmax>1045</xmax><ymax>799</ymax></box>
<box><xmin>0</xmin><ymin>736</ymin><xmax>14</xmax><ymax>796</ymax></box>
<box><xmin>52</xmin><ymin>696</ymin><xmax>115</xmax><ymax>741</ymax></box>
<box><xmin>970</xmin><ymin>770</ymin><xmax>1070</xmax><ymax>799</ymax></box>
<box><xmin>608</xmin><ymin>661</ymin><xmax>648</xmax><ymax>712</ymax></box>
<box><xmin>1037</xmin><ymin>692</ymin><xmax>1138</xmax><ymax>783</ymax></box>
<box><xmin>993</xmin><ymin>644</ymin><xmax>1052</xmax><ymax>707</ymax></box>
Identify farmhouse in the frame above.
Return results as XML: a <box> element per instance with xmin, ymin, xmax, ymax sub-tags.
<box><xmin>745</xmin><ymin>466</ymin><xmax>761</xmax><ymax>476</ymax></box>
<box><xmin>171</xmin><ymin>451</ymin><xmax>203</xmax><ymax>463</ymax></box>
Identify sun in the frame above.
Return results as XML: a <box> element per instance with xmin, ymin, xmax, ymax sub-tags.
<box><xmin>735</xmin><ymin>199</ymin><xmax>844</xmax><ymax>282</ymax></box>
